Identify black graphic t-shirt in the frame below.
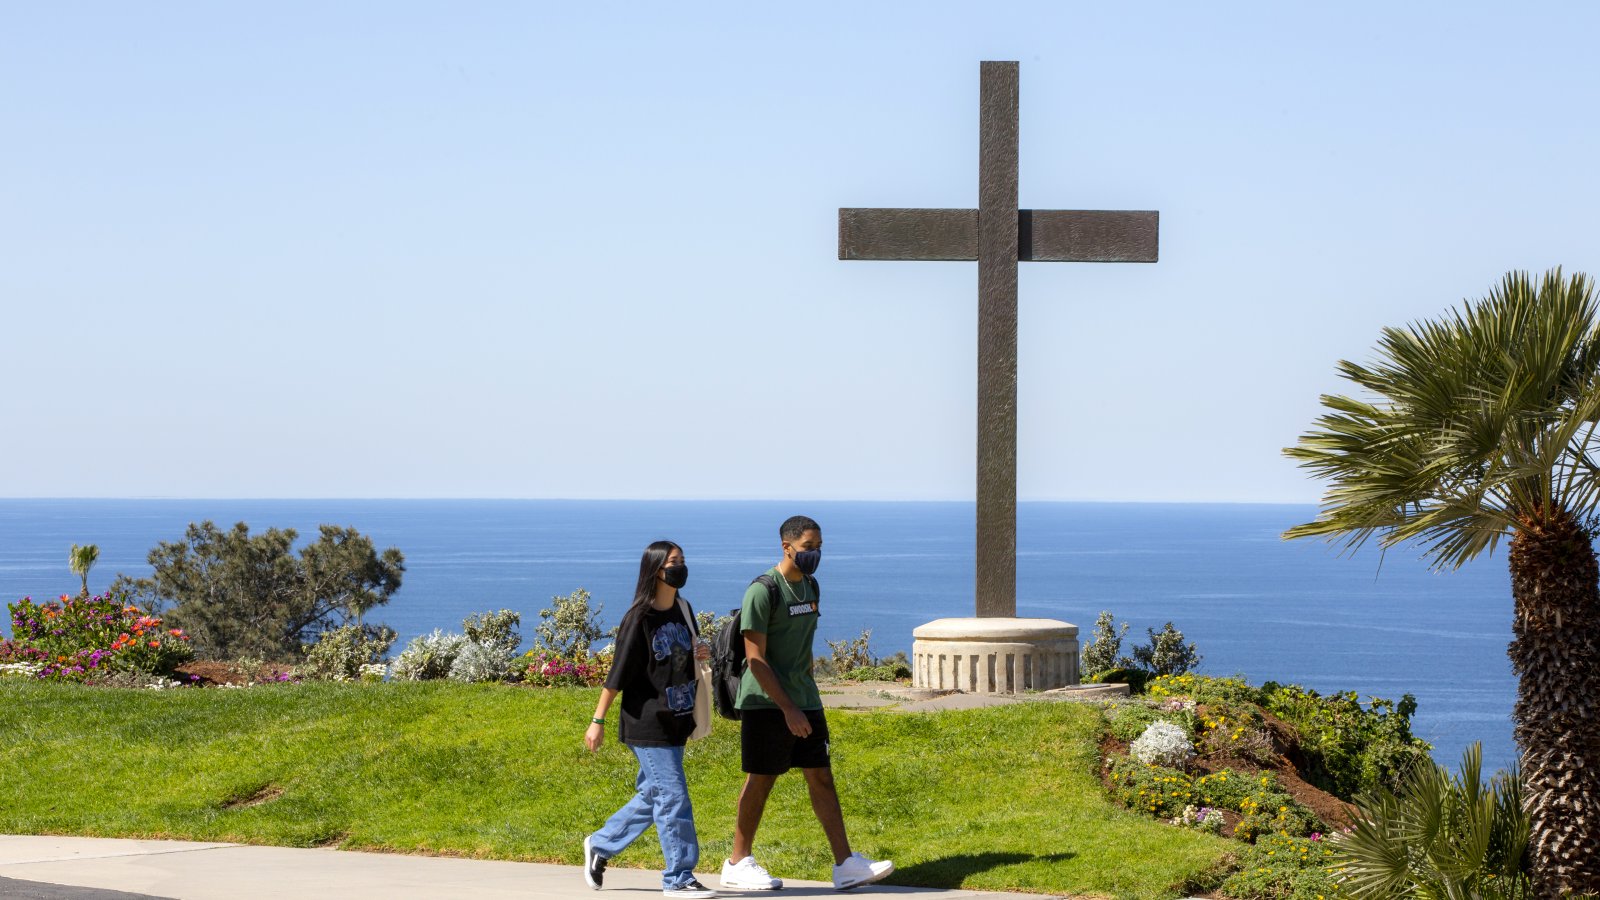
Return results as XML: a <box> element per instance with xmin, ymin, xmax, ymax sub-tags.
<box><xmin>605</xmin><ymin>599</ymin><xmax>700</xmax><ymax>747</ymax></box>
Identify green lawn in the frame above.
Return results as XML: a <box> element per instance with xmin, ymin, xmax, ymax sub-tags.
<box><xmin>0</xmin><ymin>682</ymin><xmax>1230</xmax><ymax>898</ymax></box>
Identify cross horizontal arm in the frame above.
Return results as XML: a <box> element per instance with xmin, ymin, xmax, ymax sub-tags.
<box><xmin>839</xmin><ymin>208</ymin><xmax>1158</xmax><ymax>263</ymax></box>
<box><xmin>838</xmin><ymin>208</ymin><xmax>977</xmax><ymax>261</ymax></box>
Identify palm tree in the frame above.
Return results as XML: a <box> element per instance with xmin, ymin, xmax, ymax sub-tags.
<box><xmin>1285</xmin><ymin>269</ymin><xmax>1600</xmax><ymax>897</ymax></box>
<box><xmin>69</xmin><ymin>544</ymin><xmax>99</xmax><ymax>598</ymax></box>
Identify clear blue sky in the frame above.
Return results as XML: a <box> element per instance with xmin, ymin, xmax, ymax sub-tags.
<box><xmin>4</xmin><ymin>2</ymin><xmax>1597</xmax><ymax>503</ymax></box>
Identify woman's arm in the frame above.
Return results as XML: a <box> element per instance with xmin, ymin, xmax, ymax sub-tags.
<box><xmin>584</xmin><ymin>687</ymin><xmax>619</xmax><ymax>752</ymax></box>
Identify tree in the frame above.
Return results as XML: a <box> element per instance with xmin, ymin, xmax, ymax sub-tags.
<box><xmin>69</xmin><ymin>544</ymin><xmax>99</xmax><ymax>597</ymax></box>
<box><xmin>1080</xmin><ymin>610</ymin><xmax>1132</xmax><ymax>677</ymax></box>
<box><xmin>1131</xmin><ymin>622</ymin><xmax>1201</xmax><ymax>677</ymax></box>
<box><xmin>111</xmin><ymin>521</ymin><xmax>404</xmax><ymax>661</ymax></box>
<box><xmin>1285</xmin><ymin>269</ymin><xmax>1600</xmax><ymax>896</ymax></box>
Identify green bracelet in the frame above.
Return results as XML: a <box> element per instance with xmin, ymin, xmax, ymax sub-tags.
<box><xmin>591</xmin><ymin>717</ymin><xmax>605</xmax><ymax>725</ymax></box>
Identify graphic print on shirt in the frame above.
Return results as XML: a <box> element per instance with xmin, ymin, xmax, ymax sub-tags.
<box><xmin>651</xmin><ymin>620</ymin><xmax>697</xmax><ymax>713</ymax></box>
<box><xmin>651</xmin><ymin>621</ymin><xmax>693</xmax><ymax>660</ymax></box>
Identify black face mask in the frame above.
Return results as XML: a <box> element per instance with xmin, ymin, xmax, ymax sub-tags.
<box><xmin>793</xmin><ymin>549</ymin><xmax>821</xmax><ymax>575</ymax></box>
<box><xmin>662</xmin><ymin>564</ymin><xmax>689</xmax><ymax>589</ymax></box>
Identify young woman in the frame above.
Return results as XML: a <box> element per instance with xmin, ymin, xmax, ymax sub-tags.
<box><xmin>583</xmin><ymin>540</ymin><xmax>714</xmax><ymax>898</ymax></box>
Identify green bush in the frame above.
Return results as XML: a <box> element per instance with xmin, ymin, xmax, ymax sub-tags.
<box><xmin>1132</xmin><ymin>621</ymin><xmax>1202</xmax><ymax>676</ymax></box>
<box><xmin>463</xmin><ymin>609</ymin><xmax>522</xmax><ymax>654</ymax></box>
<box><xmin>1260</xmin><ymin>682</ymin><xmax>1431</xmax><ymax>799</ymax></box>
<box><xmin>813</xmin><ymin>631</ymin><xmax>908</xmax><ymax>679</ymax></box>
<box><xmin>299</xmin><ymin>624</ymin><xmax>395</xmax><ymax>682</ymax></box>
<box><xmin>1220</xmin><ymin>832</ymin><xmax>1344</xmax><ymax>900</ymax></box>
<box><xmin>1196</xmin><ymin>701</ymin><xmax>1278</xmax><ymax>766</ymax></box>
<box><xmin>839</xmin><ymin>663</ymin><xmax>911</xmax><ymax>682</ymax></box>
<box><xmin>1108</xmin><ymin>754</ymin><xmax>1324</xmax><ymax>843</ymax></box>
<box><xmin>1087</xmin><ymin>667</ymin><xmax>1150</xmax><ymax>693</ymax></box>
<box><xmin>1107</xmin><ymin>755</ymin><xmax>1197</xmax><ymax>818</ymax></box>
<box><xmin>531</xmin><ymin>588</ymin><xmax>606</xmax><ymax>658</ymax></box>
<box><xmin>1081</xmin><ymin>610</ymin><xmax>1133</xmax><ymax>676</ymax></box>
<box><xmin>1196</xmin><ymin>769</ymin><xmax>1319</xmax><ymax>842</ymax></box>
<box><xmin>1148</xmin><ymin>674</ymin><xmax>1262</xmax><ymax>706</ymax></box>
<box><xmin>1108</xmin><ymin>703</ymin><xmax>1191</xmax><ymax>742</ymax></box>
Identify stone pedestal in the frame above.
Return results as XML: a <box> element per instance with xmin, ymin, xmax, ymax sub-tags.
<box><xmin>912</xmin><ymin>617</ymin><xmax>1079</xmax><ymax>694</ymax></box>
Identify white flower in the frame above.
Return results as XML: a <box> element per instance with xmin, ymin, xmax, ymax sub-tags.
<box><xmin>1131</xmin><ymin>720</ymin><xmax>1195</xmax><ymax>768</ymax></box>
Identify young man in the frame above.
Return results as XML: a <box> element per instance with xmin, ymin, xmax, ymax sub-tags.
<box><xmin>719</xmin><ymin>516</ymin><xmax>894</xmax><ymax>893</ymax></box>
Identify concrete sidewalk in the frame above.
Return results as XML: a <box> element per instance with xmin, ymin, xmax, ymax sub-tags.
<box><xmin>0</xmin><ymin>836</ymin><xmax>1062</xmax><ymax>900</ymax></box>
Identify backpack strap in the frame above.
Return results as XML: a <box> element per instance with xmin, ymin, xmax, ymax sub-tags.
<box><xmin>752</xmin><ymin>573</ymin><xmax>818</xmax><ymax>613</ymax></box>
<box><xmin>751</xmin><ymin>574</ymin><xmax>781</xmax><ymax>617</ymax></box>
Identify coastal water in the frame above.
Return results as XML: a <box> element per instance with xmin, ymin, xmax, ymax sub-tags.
<box><xmin>0</xmin><ymin>499</ymin><xmax>1518</xmax><ymax>773</ymax></box>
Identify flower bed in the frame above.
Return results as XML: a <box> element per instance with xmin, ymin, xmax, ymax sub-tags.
<box><xmin>5</xmin><ymin>594</ymin><xmax>193</xmax><ymax>682</ymax></box>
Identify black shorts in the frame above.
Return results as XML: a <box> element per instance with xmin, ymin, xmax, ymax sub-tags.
<box><xmin>740</xmin><ymin>708</ymin><xmax>831</xmax><ymax>775</ymax></box>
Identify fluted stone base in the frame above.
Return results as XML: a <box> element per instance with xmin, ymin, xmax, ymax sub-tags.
<box><xmin>912</xmin><ymin>617</ymin><xmax>1080</xmax><ymax>693</ymax></box>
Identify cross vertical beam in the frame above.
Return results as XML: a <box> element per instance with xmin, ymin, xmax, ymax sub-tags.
<box><xmin>976</xmin><ymin>61</ymin><xmax>1019</xmax><ymax>619</ymax></box>
<box><xmin>839</xmin><ymin>61</ymin><xmax>1158</xmax><ymax>621</ymax></box>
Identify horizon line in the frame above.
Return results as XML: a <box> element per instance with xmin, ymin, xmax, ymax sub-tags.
<box><xmin>0</xmin><ymin>496</ymin><xmax>1320</xmax><ymax>506</ymax></box>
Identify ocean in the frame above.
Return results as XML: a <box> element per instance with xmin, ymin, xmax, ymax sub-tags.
<box><xmin>0</xmin><ymin>498</ymin><xmax>1519</xmax><ymax>773</ymax></box>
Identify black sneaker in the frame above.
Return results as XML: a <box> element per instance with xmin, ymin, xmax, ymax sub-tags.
<box><xmin>663</xmin><ymin>879</ymin><xmax>716</xmax><ymax>898</ymax></box>
<box><xmin>583</xmin><ymin>835</ymin><xmax>607</xmax><ymax>889</ymax></box>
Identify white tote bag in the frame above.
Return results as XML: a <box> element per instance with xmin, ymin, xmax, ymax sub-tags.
<box><xmin>679</xmin><ymin>599</ymin><xmax>714</xmax><ymax>741</ymax></box>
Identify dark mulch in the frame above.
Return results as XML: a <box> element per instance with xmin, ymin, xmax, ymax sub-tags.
<box><xmin>172</xmin><ymin>660</ymin><xmax>295</xmax><ymax>687</ymax></box>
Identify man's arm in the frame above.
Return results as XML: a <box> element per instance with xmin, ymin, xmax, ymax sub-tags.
<box><xmin>744</xmin><ymin>630</ymin><xmax>813</xmax><ymax>738</ymax></box>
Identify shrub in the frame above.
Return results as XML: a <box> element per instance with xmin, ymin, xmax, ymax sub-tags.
<box><xmin>1220</xmin><ymin>832</ymin><xmax>1343</xmax><ymax>900</ymax></box>
<box><xmin>1331</xmin><ymin>743</ymin><xmax>1529</xmax><ymax>899</ymax></box>
<box><xmin>531</xmin><ymin>588</ymin><xmax>605</xmax><ymax>658</ymax></box>
<box><xmin>299</xmin><ymin>624</ymin><xmax>396</xmax><ymax>682</ymax></box>
<box><xmin>7</xmin><ymin>593</ymin><xmax>193</xmax><ymax>681</ymax></box>
<box><xmin>1087</xmin><ymin>667</ymin><xmax>1150</xmax><ymax>693</ymax></box>
<box><xmin>1195</xmin><ymin>770</ymin><xmax>1319</xmax><ymax>842</ymax></box>
<box><xmin>1132</xmin><ymin>622</ymin><xmax>1202</xmax><ymax>676</ymax></box>
<box><xmin>813</xmin><ymin>630</ymin><xmax>908</xmax><ymax>679</ymax></box>
<box><xmin>1131</xmin><ymin>720</ymin><xmax>1196</xmax><ymax>768</ymax></box>
<box><xmin>463</xmin><ymin>609</ymin><xmax>522</xmax><ymax>655</ymax></box>
<box><xmin>1108</xmin><ymin>755</ymin><xmax>1325</xmax><ymax>844</ymax></box>
<box><xmin>822</xmin><ymin>630</ymin><xmax>874</xmax><ymax>673</ymax></box>
<box><xmin>1196</xmin><ymin>701</ymin><xmax>1279</xmax><ymax>766</ymax></box>
<box><xmin>1108</xmin><ymin>702</ymin><xmax>1195</xmax><ymax>743</ymax></box>
<box><xmin>1260</xmin><ymin>681</ymin><xmax>1432</xmax><ymax>799</ymax></box>
<box><xmin>695</xmin><ymin>608</ymin><xmax>736</xmax><ymax>640</ymax></box>
<box><xmin>839</xmin><ymin>662</ymin><xmax>912</xmax><ymax>682</ymax></box>
<box><xmin>1153</xmin><ymin>674</ymin><xmax>1262</xmax><ymax>706</ymax></box>
<box><xmin>521</xmin><ymin>648</ymin><xmax>611</xmax><ymax>687</ymax></box>
<box><xmin>1107</xmin><ymin>755</ymin><xmax>1197</xmax><ymax>819</ymax></box>
<box><xmin>392</xmin><ymin>630</ymin><xmax>468</xmax><ymax>681</ymax></box>
<box><xmin>449</xmin><ymin>641</ymin><xmax>515</xmax><ymax>683</ymax></box>
<box><xmin>1081</xmin><ymin>610</ymin><xmax>1133</xmax><ymax>677</ymax></box>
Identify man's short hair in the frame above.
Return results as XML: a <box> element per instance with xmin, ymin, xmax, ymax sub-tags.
<box><xmin>780</xmin><ymin>515</ymin><xmax>821</xmax><ymax>542</ymax></box>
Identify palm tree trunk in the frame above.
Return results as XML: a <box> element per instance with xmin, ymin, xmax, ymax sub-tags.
<box><xmin>1509</xmin><ymin>510</ymin><xmax>1600</xmax><ymax>897</ymax></box>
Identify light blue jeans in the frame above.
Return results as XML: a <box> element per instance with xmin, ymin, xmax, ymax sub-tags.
<box><xmin>589</xmin><ymin>743</ymin><xmax>699</xmax><ymax>889</ymax></box>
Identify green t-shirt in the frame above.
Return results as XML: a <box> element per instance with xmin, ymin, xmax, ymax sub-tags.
<box><xmin>736</xmin><ymin>567</ymin><xmax>822</xmax><ymax>712</ymax></box>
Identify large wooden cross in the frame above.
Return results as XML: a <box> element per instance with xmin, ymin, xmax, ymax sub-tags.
<box><xmin>839</xmin><ymin>61</ymin><xmax>1159</xmax><ymax>618</ymax></box>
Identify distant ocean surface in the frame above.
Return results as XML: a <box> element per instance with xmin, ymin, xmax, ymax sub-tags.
<box><xmin>0</xmin><ymin>499</ymin><xmax>1519</xmax><ymax>773</ymax></box>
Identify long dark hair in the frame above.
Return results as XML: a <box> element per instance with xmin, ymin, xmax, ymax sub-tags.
<box><xmin>619</xmin><ymin>540</ymin><xmax>682</xmax><ymax>635</ymax></box>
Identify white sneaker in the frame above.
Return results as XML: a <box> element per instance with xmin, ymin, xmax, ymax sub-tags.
<box><xmin>832</xmin><ymin>852</ymin><xmax>893</xmax><ymax>891</ymax></box>
<box><xmin>721</xmin><ymin>856</ymin><xmax>783</xmax><ymax>890</ymax></box>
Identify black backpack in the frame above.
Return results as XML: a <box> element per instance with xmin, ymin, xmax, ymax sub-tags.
<box><xmin>710</xmin><ymin>573</ymin><xmax>820</xmax><ymax>720</ymax></box>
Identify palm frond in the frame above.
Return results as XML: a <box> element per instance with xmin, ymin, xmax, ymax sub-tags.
<box><xmin>1286</xmin><ymin>269</ymin><xmax>1600</xmax><ymax>571</ymax></box>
